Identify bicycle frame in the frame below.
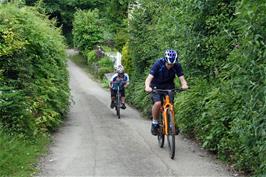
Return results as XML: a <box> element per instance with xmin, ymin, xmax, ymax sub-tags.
<box><xmin>115</xmin><ymin>87</ymin><xmax>121</xmax><ymax>106</ymax></box>
<box><xmin>152</xmin><ymin>88</ymin><xmax>184</xmax><ymax>159</ymax></box>
<box><xmin>161</xmin><ymin>94</ymin><xmax>175</xmax><ymax>135</ymax></box>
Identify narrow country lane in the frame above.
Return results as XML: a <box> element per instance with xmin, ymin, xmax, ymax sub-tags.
<box><xmin>37</xmin><ymin>51</ymin><xmax>236</xmax><ymax>176</ymax></box>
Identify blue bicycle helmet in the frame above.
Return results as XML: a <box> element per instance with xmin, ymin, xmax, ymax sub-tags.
<box><xmin>165</xmin><ymin>49</ymin><xmax>178</xmax><ymax>64</ymax></box>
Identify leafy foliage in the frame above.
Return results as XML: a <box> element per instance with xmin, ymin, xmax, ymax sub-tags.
<box><xmin>97</xmin><ymin>56</ymin><xmax>114</xmax><ymax>78</ymax></box>
<box><xmin>0</xmin><ymin>4</ymin><xmax>69</xmax><ymax>135</ymax></box>
<box><xmin>25</xmin><ymin>0</ymin><xmax>130</xmax><ymax>46</ymax></box>
<box><xmin>122</xmin><ymin>42</ymin><xmax>133</xmax><ymax>75</ymax></box>
<box><xmin>73</xmin><ymin>9</ymin><xmax>103</xmax><ymax>52</ymax></box>
<box><xmin>126</xmin><ymin>0</ymin><xmax>266</xmax><ymax>176</ymax></box>
<box><xmin>86</xmin><ymin>50</ymin><xmax>97</xmax><ymax>64</ymax></box>
<box><xmin>46</xmin><ymin>0</ymin><xmax>265</xmax><ymax>175</ymax></box>
<box><xmin>25</xmin><ymin>0</ymin><xmax>107</xmax><ymax>43</ymax></box>
<box><xmin>84</xmin><ymin>48</ymin><xmax>114</xmax><ymax>80</ymax></box>
<box><xmin>0</xmin><ymin>126</ymin><xmax>49</xmax><ymax>176</ymax></box>
<box><xmin>126</xmin><ymin>77</ymin><xmax>151</xmax><ymax>116</ymax></box>
<box><xmin>100</xmin><ymin>0</ymin><xmax>130</xmax><ymax>50</ymax></box>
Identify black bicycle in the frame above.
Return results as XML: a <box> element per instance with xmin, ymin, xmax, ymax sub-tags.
<box><xmin>113</xmin><ymin>81</ymin><xmax>126</xmax><ymax>119</ymax></box>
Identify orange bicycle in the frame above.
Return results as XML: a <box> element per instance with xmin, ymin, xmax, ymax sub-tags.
<box><xmin>152</xmin><ymin>88</ymin><xmax>184</xmax><ymax>159</ymax></box>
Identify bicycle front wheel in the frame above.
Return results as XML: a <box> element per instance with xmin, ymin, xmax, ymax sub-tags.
<box><xmin>115</xmin><ymin>92</ymin><xmax>120</xmax><ymax>119</ymax></box>
<box><xmin>115</xmin><ymin>106</ymin><xmax>120</xmax><ymax>119</ymax></box>
<box><xmin>166</xmin><ymin>109</ymin><xmax>175</xmax><ymax>159</ymax></box>
<box><xmin>157</xmin><ymin>114</ymin><xmax>164</xmax><ymax>148</ymax></box>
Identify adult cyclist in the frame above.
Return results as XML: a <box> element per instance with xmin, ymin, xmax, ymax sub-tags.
<box><xmin>144</xmin><ymin>49</ymin><xmax>188</xmax><ymax>136</ymax></box>
<box><xmin>110</xmin><ymin>65</ymin><xmax>129</xmax><ymax>109</ymax></box>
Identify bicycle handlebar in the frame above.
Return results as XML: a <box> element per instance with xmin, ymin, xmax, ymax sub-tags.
<box><xmin>112</xmin><ymin>80</ymin><xmax>127</xmax><ymax>89</ymax></box>
<box><xmin>152</xmin><ymin>88</ymin><xmax>185</xmax><ymax>94</ymax></box>
<box><xmin>112</xmin><ymin>80</ymin><xmax>127</xmax><ymax>83</ymax></box>
<box><xmin>146</xmin><ymin>88</ymin><xmax>187</xmax><ymax>95</ymax></box>
<box><xmin>112</xmin><ymin>80</ymin><xmax>127</xmax><ymax>85</ymax></box>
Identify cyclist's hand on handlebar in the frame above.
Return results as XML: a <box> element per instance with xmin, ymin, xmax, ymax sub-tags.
<box><xmin>119</xmin><ymin>81</ymin><xmax>127</xmax><ymax>87</ymax></box>
<box><xmin>145</xmin><ymin>86</ymin><xmax>153</xmax><ymax>93</ymax></box>
<box><xmin>123</xmin><ymin>83</ymin><xmax>128</xmax><ymax>88</ymax></box>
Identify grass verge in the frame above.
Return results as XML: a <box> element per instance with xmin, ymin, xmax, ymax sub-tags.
<box><xmin>0</xmin><ymin>129</ymin><xmax>49</xmax><ymax>177</ymax></box>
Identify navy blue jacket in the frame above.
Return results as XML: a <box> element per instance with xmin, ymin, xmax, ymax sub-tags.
<box><xmin>150</xmin><ymin>58</ymin><xmax>184</xmax><ymax>89</ymax></box>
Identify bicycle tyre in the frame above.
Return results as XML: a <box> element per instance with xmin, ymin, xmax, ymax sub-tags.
<box><xmin>157</xmin><ymin>114</ymin><xmax>164</xmax><ymax>148</ymax></box>
<box><xmin>166</xmin><ymin>109</ymin><xmax>175</xmax><ymax>159</ymax></box>
<box><xmin>116</xmin><ymin>92</ymin><xmax>120</xmax><ymax>119</ymax></box>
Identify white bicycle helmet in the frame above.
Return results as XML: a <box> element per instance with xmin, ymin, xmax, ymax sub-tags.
<box><xmin>165</xmin><ymin>49</ymin><xmax>178</xmax><ymax>64</ymax></box>
<box><xmin>116</xmin><ymin>65</ymin><xmax>124</xmax><ymax>74</ymax></box>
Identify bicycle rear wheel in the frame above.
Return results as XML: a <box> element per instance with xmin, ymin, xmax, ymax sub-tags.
<box><xmin>166</xmin><ymin>109</ymin><xmax>175</xmax><ymax>159</ymax></box>
<box><xmin>157</xmin><ymin>114</ymin><xmax>164</xmax><ymax>148</ymax></box>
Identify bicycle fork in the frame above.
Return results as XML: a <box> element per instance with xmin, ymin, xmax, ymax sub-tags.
<box><xmin>162</xmin><ymin>97</ymin><xmax>175</xmax><ymax>135</ymax></box>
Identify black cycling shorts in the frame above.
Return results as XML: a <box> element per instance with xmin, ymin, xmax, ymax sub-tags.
<box><xmin>151</xmin><ymin>91</ymin><xmax>175</xmax><ymax>103</ymax></box>
<box><xmin>111</xmin><ymin>89</ymin><xmax>125</xmax><ymax>97</ymax></box>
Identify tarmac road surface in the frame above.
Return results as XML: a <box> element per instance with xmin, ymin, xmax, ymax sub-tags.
<box><xmin>37</xmin><ymin>51</ymin><xmax>236</xmax><ymax>177</ymax></box>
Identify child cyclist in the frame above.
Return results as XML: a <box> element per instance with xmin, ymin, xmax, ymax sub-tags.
<box><xmin>110</xmin><ymin>65</ymin><xmax>129</xmax><ymax>109</ymax></box>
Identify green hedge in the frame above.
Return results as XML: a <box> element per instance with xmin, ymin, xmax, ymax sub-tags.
<box><xmin>85</xmin><ymin>49</ymin><xmax>114</xmax><ymax>79</ymax></box>
<box><xmin>0</xmin><ymin>4</ymin><xmax>70</xmax><ymax>135</ymax></box>
<box><xmin>127</xmin><ymin>0</ymin><xmax>266</xmax><ymax>176</ymax></box>
<box><xmin>73</xmin><ymin>9</ymin><xmax>103</xmax><ymax>52</ymax></box>
<box><xmin>69</xmin><ymin>0</ymin><xmax>265</xmax><ymax>175</ymax></box>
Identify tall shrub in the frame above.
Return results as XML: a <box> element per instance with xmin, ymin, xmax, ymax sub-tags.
<box><xmin>0</xmin><ymin>4</ymin><xmax>69</xmax><ymax>135</ymax></box>
<box><xmin>72</xmin><ymin>9</ymin><xmax>103</xmax><ymax>52</ymax></box>
<box><xmin>127</xmin><ymin>0</ymin><xmax>265</xmax><ymax>175</ymax></box>
<box><xmin>217</xmin><ymin>1</ymin><xmax>266</xmax><ymax>174</ymax></box>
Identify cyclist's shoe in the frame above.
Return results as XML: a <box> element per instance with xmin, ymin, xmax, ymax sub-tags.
<box><xmin>175</xmin><ymin>127</ymin><xmax>180</xmax><ymax>135</ymax></box>
<box><xmin>110</xmin><ymin>101</ymin><xmax>115</xmax><ymax>109</ymax></box>
<box><xmin>151</xmin><ymin>123</ymin><xmax>159</xmax><ymax>136</ymax></box>
<box><xmin>121</xmin><ymin>103</ymin><xmax>126</xmax><ymax>109</ymax></box>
